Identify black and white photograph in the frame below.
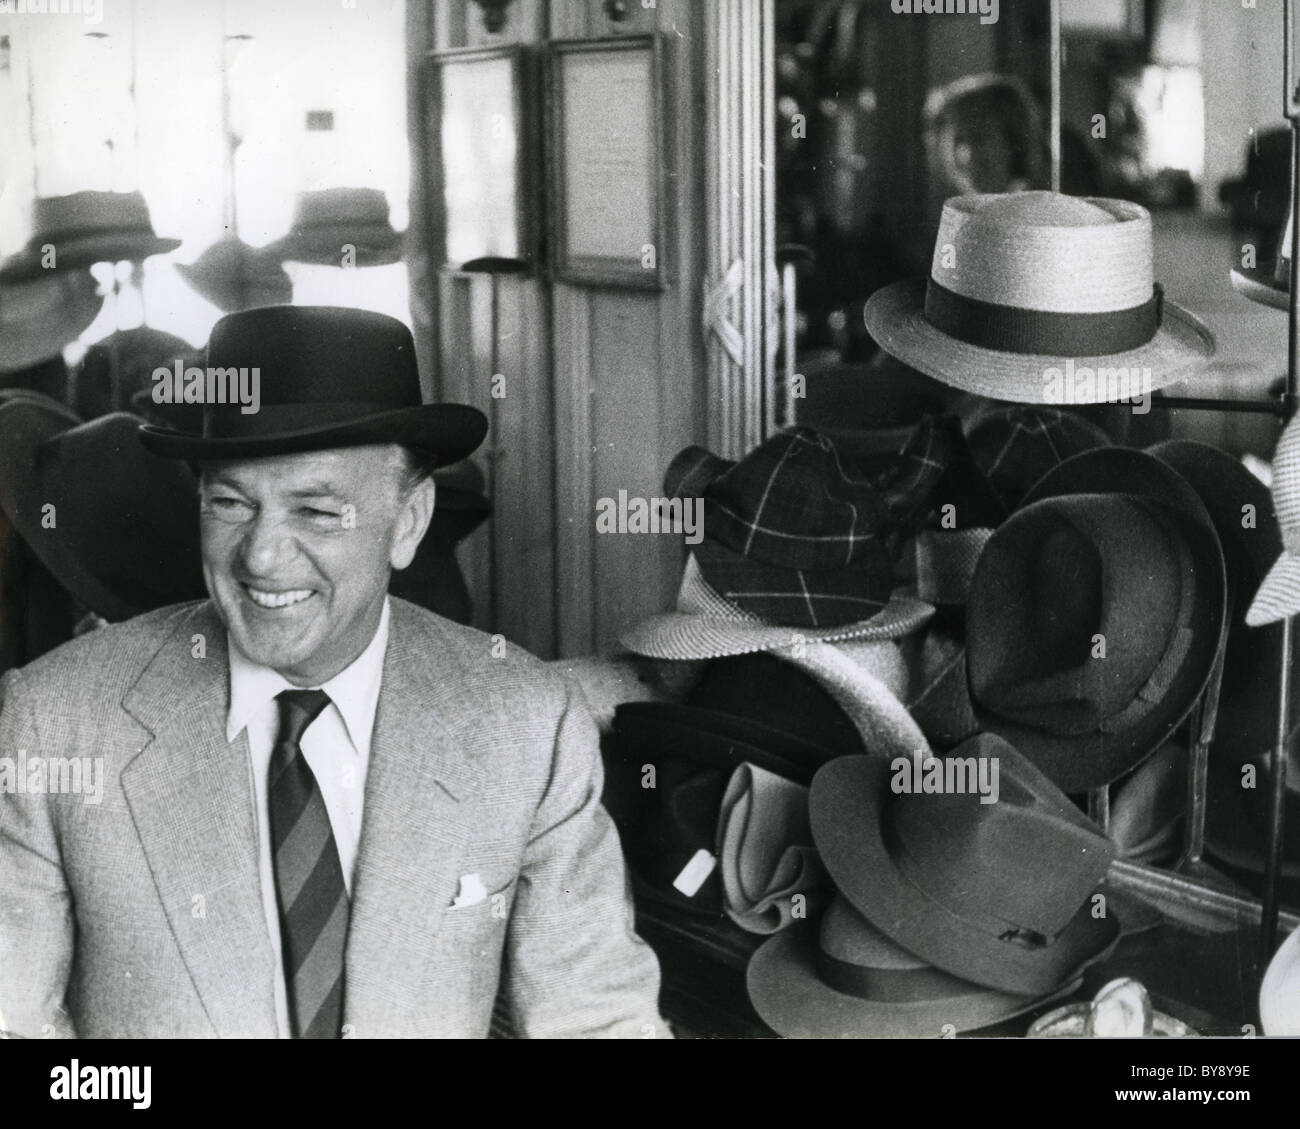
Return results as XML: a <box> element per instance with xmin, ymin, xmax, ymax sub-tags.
<box><xmin>0</xmin><ymin>0</ymin><xmax>1298</xmax><ymax>1102</ymax></box>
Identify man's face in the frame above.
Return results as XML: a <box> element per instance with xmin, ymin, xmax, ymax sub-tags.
<box><xmin>198</xmin><ymin>445</ymin><xmax>434</xmax><ymax>686</ymax></box>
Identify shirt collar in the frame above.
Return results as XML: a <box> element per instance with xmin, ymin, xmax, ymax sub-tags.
<box><xmin>226</xmin><ymin>597</ymin><xmax>391</xmax><ymax>755</ymax></box>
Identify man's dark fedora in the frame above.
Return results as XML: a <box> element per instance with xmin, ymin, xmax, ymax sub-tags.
<box><xmin>747</xmin><ymin>895</ymin><xmax>1080</xmax><ymax>1038</ymax></box>
<box><xmin>265</xmin><ymin>188</ymin><xmax>403</xmax><ymax>268</ymax></box>
<box><xmin>966</xmin><ymin>448</ymin><xmax>1227</xmax><ymax>793</ymax></box>
<box><xmin>810</xmin><ymin>734</ymin><xmax>1120</xmax><ymax>995</ymax></box>
<box><xmin>0</xmin><ymin>400</ymin><xmax>205</xmax><ymax>621</ymax></box>
<box><xmin>137</xmin><ymin>306</ymin><xmax>486</xmax><ymax>464</ymax></box>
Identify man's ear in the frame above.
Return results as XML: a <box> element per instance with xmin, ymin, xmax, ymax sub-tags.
<box><xmin>390</xmin><ymin>476</ymin><xmax>436</xmax><ymax>571</ymax></box>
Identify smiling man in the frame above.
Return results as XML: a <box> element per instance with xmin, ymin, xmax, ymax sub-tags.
<box><xmin>0</xmin><ymin>306</ymin><xmax>665</xmax><ymax>1039</ymax></box>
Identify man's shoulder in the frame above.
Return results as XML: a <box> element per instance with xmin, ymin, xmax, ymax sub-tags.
<box><xmin>6</xmin><ymin>601</ymin><xmax>212</xmax><ymax>698</ymax></box>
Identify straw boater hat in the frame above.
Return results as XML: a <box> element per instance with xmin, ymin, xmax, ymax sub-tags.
<box><xmin>0</xmin><ymin>270</ymin><xmax>103</xmax><ymax>373</ymax></box>
<box><xmin>0</xmin><ymin>191</ymin><xmax>180</xmax><ymax>282</ymax></box>
<box><xmin>1246</xmin><ymin>414</ymin><xmax>1300</xmax><ymax>627</ymax></box>
<box><xmin>864</xmin><ymin>192</ymin><xmax>1215</xmax><ymax>403</ymax></box>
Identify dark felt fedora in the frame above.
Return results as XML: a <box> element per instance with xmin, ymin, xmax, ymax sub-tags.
<box><xmin>810</xmin><ymin>734</ymin><xmax>1120</xmax><ymax>995</ymax></box>
<box><xmin>265</xmin><ymin>188</ymin><xmax>403</xmax><ymax>267</ymax></box>
<box><xmin>0</xmin><ymin>191</ymin><xmax>181</xmax><ymax>282</ymax></box>
<box><xmin>137</xmin><ymin>306</ymin><xmax>486</xmax><ymax>465</ymax></box>
<box><xmin>0</xmin><ymin>402</ymin><xmax>206</xmax><ymax>621</ymax></box>
<box><xmin>176</xmin><ymin>238</ymin><xmax>293</xmax><ymax>312</ymax></box>
<box><xmin>665</xmin><ymin>428</ymin><xmax>916</xmax><ymax>628</ymax></box>
<box><xmin>748</xmin><ymin>895</ymin><xmax>1080</xmax><ymax>1038</ymax></box>
<box><xmin>0</xmin><ymin>270</ymin><xmax>104</xmax><ymax>373</ymax></box>
<box><xmin>967</xmin><ymin>448</ymin><xmax>1227</xmax><ymax>793</ymax></box>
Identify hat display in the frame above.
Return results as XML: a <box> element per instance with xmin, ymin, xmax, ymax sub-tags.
<box><xmin>265</xmin><ymin>188</ymin><xmax>403</xmax><ymax>267</ymax></box>
<box><xmin>747</xmin><ymin>895</ymin><xmax>1078</xmax><ymax>1038</ymax></box>
<box><xmin>1246</xmin><ymin>415</ymin><xmax>1300</xmax><ymax>627</ymax></box>
<box><xmin>1028</xmin><ymin>977</ymin><xmax>1197</xmax><ymax>1037</ymax></box>
<box><xmin>138</xmin><ymin>306</ymin><xmax>486</xmax><ymax>465</ymax></box>
<box><xmin>864</xmin><ymin>192</ymin><xmax>1215</xmax><ymax>403</ymax></box>
<box><xmin>810</xmin><ymin>734</ymin><xmax>1120</xmax><ymax>996</ymax></box>
<box><xmin>1260</xmin><ymin>924</ymin><xmax>1300</xmax><ymax>1036</ymax></box>
<box><xmin>176</xmin><ymin>239</ymin><xmax>293</xmax><ymax>312</ymax></box>
<box><xmin>0</xmin><ymin>271</ymin><xmax>104</xmax><ymax>373</ymax></box>
<box><xmin>0</xmin><ymin>191</ymin><xmax>181</xmax><ymax>282</ymax></box>
<box><xmin>967</xmin><ymin>448</ymin><xmax>1227</xmax><ymax>793</ymax></box>
<box><xmin>1230</xmin><ymin>211</ymin><xmax>1292</xmax><ymax>312</ymax></box>
<box><xmin>0</xmin><ymin>402</ymin><xmax>206</xmax><ymax>621</ymax></box>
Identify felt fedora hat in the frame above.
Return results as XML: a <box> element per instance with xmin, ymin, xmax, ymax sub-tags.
<box><xmin>176</xmin><ymin>238</ymin><xmax>293</xmax><ymax>312</ymax></box>
<box><xmin>1246</xmin><ymin>415</ymin><xmax>1300</xmax><ymax>626</ymax></box>
<box><xmin>1149</xmin><ymin>441</ymin><xmax>1300</xmax><ymax>787</ymax></box>
<box><xmin>967</xmin><ymin>447</ymin><xmax>1227</xmax><ymax>793</ymax></box>
<box><xmin>0</xmin><ymin>270</ymin><xmax>104</xmax><ymax>373</ymax></box>
<box><xmin>137</xmin><ymin>305</ymin><xmax>486</xmax><ymax>465</ymax></box>
<box><xmin>748</xmin><ymin>895</ymin><xmax>1080</xmax><ymax>1038</ymax></box>
<box><xmin>265</xmin><ymin>188</ymin><xmax>403</xmax><ymax>267</ymax></box>
<box><xmin>0</xmin><ymin>402</ymin><xmax>206</xmax><ymax>621</ymax></box>
<box><xmin>864</xmin><ymin>192</ymin><xmax>1215</xmax><ymax>404</ymax></box>
<box><xmin>1230</xmin><ymin>211</ymin><xmax>1292</xmax><ymax>312</ymax></box>
<box><xmin>810</xmin><ymin>734</ymin><xmax>1120</xmax><ymax>996</ymax></box>
<box><xmin>0</xmin><ymin>191</ymin><xmax>181</xmax><ymax>282</ymax></box>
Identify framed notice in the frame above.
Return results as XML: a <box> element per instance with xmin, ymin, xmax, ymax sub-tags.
<box><xmin>547</xmin><ymin>36</ymin><xmax>666</xmax><ymax>290</ymax></box>
<box><xmin>425</xmin><ymin>46</ymin><xmax>537</xmax><ymax>270</ymax></box>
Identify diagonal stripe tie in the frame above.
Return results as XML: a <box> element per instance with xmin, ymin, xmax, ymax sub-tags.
<box><xmin>269</xmin><ymin>689</ymin><xmax>349</xmax><ymax>1039</ymax></box>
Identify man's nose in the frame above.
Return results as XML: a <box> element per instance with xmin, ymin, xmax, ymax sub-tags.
<box><xmin>238</xmin><ymin>511</ymin><xmax>298</xmax><ymax>576</ymax></box>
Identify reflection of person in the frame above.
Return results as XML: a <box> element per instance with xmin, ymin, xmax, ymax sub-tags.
<box><xmin>0</xmin><ymin>306</ymin><xmax>665</xmax><ymax>1039</ymax></box>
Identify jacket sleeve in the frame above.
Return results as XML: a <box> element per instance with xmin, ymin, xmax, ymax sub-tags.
<box><xmin>0</xmin><ymin>668</ymin><xmax>78</xmax><ymax>1039</ymax></box>
<box><xmin>499</xmin><ymin>681</ymin><xmax>670</xmax><ymax>1038</ymax></box>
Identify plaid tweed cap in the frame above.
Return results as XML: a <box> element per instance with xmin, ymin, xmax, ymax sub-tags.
<box><xmin>665</xmin><ymin>426</ymin><xmax>944</xmax><ymax>628</ymax></box>
<box><xmin>1247</xmin><ymin>415</ymin><xmax>1300</xmax><ymax>626</ymax></box>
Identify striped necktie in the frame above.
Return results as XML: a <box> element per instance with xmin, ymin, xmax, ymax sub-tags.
<box><xmin>269</xmin><ymin>689</ymin><xmax>349</xmax><ymax>1038</ymax></box>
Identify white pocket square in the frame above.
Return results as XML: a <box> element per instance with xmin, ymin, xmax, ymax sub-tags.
<box><xmin>450</xmin><ymin>873</ymin><xmax>487</xmax><ymax>909</ymax></box>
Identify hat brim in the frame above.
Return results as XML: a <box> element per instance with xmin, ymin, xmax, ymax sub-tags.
<box><xmin>976</xmin><ymin>448</ymin><xmax>1228</xmax><ymax>794</ymax></box>
<box><xmin>266</xmin><ymin>227</ymin><xmax>403</xmax><ymax>267</ymax></box>
<box><xmin>1245</xmin><ymin>551</ymin><xmax>1300</xmax><ymax>627</ymax></box>
<box><xmin>176</xmin><ymin>261</ymin><xmax>293</xmax><ymax>313</ymax></box>
<box><xmin>747</xmin><ymin>924</ymin><xmax>1082</xmax><ymax>1038</ymax></box>
<box><xmin>137</xmin><ymin>403</ymin><xmax>487</xmax><ymax>467</ymax></box>
<box><xmin>810</xmin><ymin>756</ymin><xmax>1121</xmax><ymax>995</ymax></box>
<box><xmin>0</xmin><ymin>234</ymin><xmax>181</xmax><ymax>281</ymax></box>
<box><xmin>1229</xmin><ymin>264</ymin><xmax>1289</xmax><ymax>312</ymax></box>
<box><xmin>864</xmin><ymin>279</ymin><xmax>1214</xmax><ymax>404</ymax></box>
<box><xmin>619</xmin><ymin>592</ymin><xmax>934</xmax><ymax>660</ymax></box>
<box><xmin>0</xmin><ymin>273</ymin><xmax>104</xmax><ymax>373</ymax></box>
<box><xmin>0</xmin><ymin>398</ymin><xmax>161</xmax><ymax>621</ymax></box>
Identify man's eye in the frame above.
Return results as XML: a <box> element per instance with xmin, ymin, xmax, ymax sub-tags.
<box><xmin>301</xmin><ymin>507</ymin><xmax>342</xmax><ymax>522</ymax></box>
<box><xmin>205</xmin><ymin>495</ymin><xmax>254</xmax><ymax>518</ymax></box>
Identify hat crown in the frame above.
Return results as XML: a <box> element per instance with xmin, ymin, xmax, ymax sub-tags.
<box><xmin>30</xmin><ymin>190</ymin><xmax>159</xmax><ymax>239</ymax></box>
<box><xmin>290</xmin><ymin>187</ymin><xmax>392</xmax><ymax>230</ymax></box>
<box><xmin>889</xmin><ymin>736</ymin><xmax>1113</xmax><ymax>938</ymax></box>
<box><xmin>930</xmin><ymin>192</ymin><xmax>1154</xmax><ymax>314</ymax></box>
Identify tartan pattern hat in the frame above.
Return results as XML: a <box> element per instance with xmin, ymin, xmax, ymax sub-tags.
<box><xmin>864</xmin><ymin>192</ymin><xmax>1215</xmax><ymax>403</ymax></box>
<box><xmin>665</xmin><ymin>426</ymin><xmax>945</xmax><ymax>627</ymax></box>
<box><xmin>1246</xmin><ymin>415</ymin><xmax>1300</xmax><ymax>626</ymax></box>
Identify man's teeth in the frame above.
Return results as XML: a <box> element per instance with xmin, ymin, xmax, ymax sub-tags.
<box><xmin>246</xmin><ymin>587</ymin><xmax>314</xmax><ymax>609</ymax></box>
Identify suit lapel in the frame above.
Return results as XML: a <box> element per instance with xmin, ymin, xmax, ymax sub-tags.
<box><xmin>120</xmin><ymin>604</ymin><xmax>278</xmax><ymax>1037</ymax></box>
<box><xmin>343</xmin><ymin>602</ymin><xmax>487</xmax><ymax>1032</ymax></box>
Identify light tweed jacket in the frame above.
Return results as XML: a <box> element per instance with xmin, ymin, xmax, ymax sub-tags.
<box><xmin>0</xmin><ymin>598</ymin><xmax>665</xmax><ymax>1038</ymax></box>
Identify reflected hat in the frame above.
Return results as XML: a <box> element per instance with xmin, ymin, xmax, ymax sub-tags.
<box><xmin>1230</xmin><ymin>212</ymin><xmax>1292</xmax><ymax>311</ymax></box>
<box><xmin>0</xmin><ymin>191</ymin><xmax>180</xmax><ymax>282</ymax></box>
<box><xmin>0</xmin><ymin>270</ymin><xmax>104</xmax><ymax>373</ymax></box>
<box><xmin>864</xmin><ymin>192</ymin><xmax>1214</xmax><ymax>403</ymax></box>
<box><xmin>266</xmin><ymin>188</ymin><xmax>403</xmax><ymax>267</ymax></box>
<box><xmin>0</xmin><ymin>402</ymin><xmax>205</xmax><ymax>620</ymax></box>
<box><xmin>748</xmin><ymin>895</ymin><xmax>1078</xmax><ymax>1038</ymax></box>
<box><xmin>967</xmin><ymin>448</ymin><xmax>1227</xmax><ymax>793</ymax></box>
<box><xmin>176</xmin><ymin>239</ymin><xmax>293</xmax><ymax>312</ymax></box>
<box><xmin>1246</xmin><ymin>415</ymin><xmax>1300</xmax><ymax>626</ymax></box>
<box><xmin>810</xmin><ymin>734</ymin><xmax>1119</xmax><ymax>995</ymax></box>
<box><xmin>138</xmin><ymin>306</ymin><xmax>485</xmax><ymax>465</ymax></box>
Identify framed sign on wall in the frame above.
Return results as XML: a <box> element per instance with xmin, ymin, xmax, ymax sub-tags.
<box><xmin>425</xmin><ymin>45</ymin><xmax>539</xmax><ymax>270</ymax></box>
<box><xmin>546</xmin><ymin>35</ymin><xmax>667</xmax><ymax>290</ymax></box>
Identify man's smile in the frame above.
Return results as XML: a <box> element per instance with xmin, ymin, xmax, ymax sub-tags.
<box><xmin>241</xmin><ymin>583</ymin><xmax>319</xmax><ymax>610</ymax></box>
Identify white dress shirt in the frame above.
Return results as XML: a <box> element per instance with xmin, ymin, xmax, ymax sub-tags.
<box><xmin>225</xmin><ymin>598</ymin><xmax>390</xmax><ymax>1037</ymax></box>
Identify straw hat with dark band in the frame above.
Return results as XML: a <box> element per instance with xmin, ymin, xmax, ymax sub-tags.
<box><xmin>864</xmin><ymin>192</ymin><xmax>1214</xmax><ymax>403</ymax></box>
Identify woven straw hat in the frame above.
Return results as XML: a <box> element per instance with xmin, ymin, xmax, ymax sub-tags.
<box><xmin>1247</xmin><ymin>415</ymin><xmax>1300</xmax><ymax>626</ymax></box>
<box><xmin>864</xmin><ymin>192</ymin><xmax>1215</xmax><ymax>403</ymax></box>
